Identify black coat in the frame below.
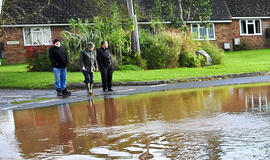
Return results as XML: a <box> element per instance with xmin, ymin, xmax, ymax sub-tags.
<box><xmin>49</xmin><ymin>46</ymin><xmax>69</xmax><ymax>68</ymax></box>
<box><xmin>96</xmin><ymin>47</ymin><xmax>112</xmax><ymax>69</ymax></box>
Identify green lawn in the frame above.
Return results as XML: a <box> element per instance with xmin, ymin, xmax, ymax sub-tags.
<box><xmin>1</xmin><ymin>49</ymin><xmax>270</xmax><ymax>89</ymax></box>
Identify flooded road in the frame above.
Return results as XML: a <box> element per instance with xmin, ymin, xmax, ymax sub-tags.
<box><xmin>1</xmin><ymin>83</ymin><xmax>270</xmax><ymax>159</ymax></box>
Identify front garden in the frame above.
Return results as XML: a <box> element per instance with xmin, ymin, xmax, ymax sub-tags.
<box><xmin>0</xmin><ymin>49</ymin><xmax>270</xmax><ymax>89</ymax></box>
<box><xmin>1</xmin><ymin>2</ymin><xmax>269</xmax><ymax>89</ymax></box>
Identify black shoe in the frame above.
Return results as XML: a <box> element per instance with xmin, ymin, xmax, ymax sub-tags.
<box><xmin>108</xmin><ymin>88</ymin><xmax>114</xmax><ymax>91</ymax></box>
<box><xmin>103</xmin><ymin>88</ymin><xmax>107</xmax><ymax>92</ymax></box>
<box><xmin>56</xmin><ymin>89</ymin><xmax>63</xmax><ymax>96</ymax></box>
<box><xmin>62</xmin><ymin>88</ymin><xmax>71</xmax><ymax>96</ymax></box>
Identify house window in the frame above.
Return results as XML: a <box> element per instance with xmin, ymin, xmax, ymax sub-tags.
<box><xmin>191</xmin><ymin>23</ymin><xmax>215</xmax><ymax>40</ymax></box>
<box><xmin>240</xmin><ymin>20</ymin><xmax>262</xmax><ymax>35</ymax></box>
<box><xmin>23</xmin><ymin>27</ymin><xmax>52</xmax><ymax>46</ymax></box>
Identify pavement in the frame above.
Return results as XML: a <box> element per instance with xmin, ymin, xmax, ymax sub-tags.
<box><xmin>1</xmin><ymin>75</ymin><xmax>270</xmax><ymax>111</ymax></box>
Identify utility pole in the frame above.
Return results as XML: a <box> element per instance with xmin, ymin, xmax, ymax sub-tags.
<box><xmin>127</xmin><ymin>0</ymin><xmax>141</xmax><ymax>55</ymax></box>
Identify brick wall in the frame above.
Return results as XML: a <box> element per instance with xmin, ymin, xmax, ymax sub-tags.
<box><xmin>2</xmin><ymin>28</ymin><xmax>25</xmax><ymax>64</ymax></box>
<box><xmin>231</xmin><ymin>19</ymin><xmax>265</xmax><ymax>49</ymax></box>
<box><xmin>51</xmin><ymin>26</ymin><xmax>65</xmax><ymax>40</ymax></box>
<box><xmin>212</xmin><ymin>23</ymin><xmax>233</xmax><ymax>50</ymax></box>
<box><xmin>2</xmin><ymin>26</ymin><xmax>66</xmax><ymax>64</ymax></box>
<box><xmin>209</xmin><ymin>19</ymin><xmax>270</xmax><ymax>50</ymax></box>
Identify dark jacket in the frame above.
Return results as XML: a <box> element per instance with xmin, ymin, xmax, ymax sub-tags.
<box><xmin>80</xmin><ymin>48</ymin><xmax>97</xmax><ymax>73</ymax></box>
<box><xmin>96</xmin><ymin>47</ymin><xmax>112</xmax><ymax>69</ymax></box>
<box><xmin>49</xmin><ymin>46</ymin><xmax>68</xmax><ymax>68</ymax></box>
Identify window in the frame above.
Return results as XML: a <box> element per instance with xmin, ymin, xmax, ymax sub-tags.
<box><xmin>23</xmin><ymin>27</ymin><xmax>52</xmax><ymax>46</ymax></box>
<box><xmin>240</xmin><ymin>19</ymin><xmax>262</xmax><ymax>35</ymax></box>
<box><xmin>191</xmin><ymin>23</ymin><xmax>215</xmax><ymax>40</ymax></box>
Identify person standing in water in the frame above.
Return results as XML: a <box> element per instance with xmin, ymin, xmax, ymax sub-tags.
<box><xmin>80</xmin><ymin>42</ymin><xmax>98</xmax><ymax>95</ymax></box>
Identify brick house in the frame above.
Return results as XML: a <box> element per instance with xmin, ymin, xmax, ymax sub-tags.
<box><xmin>188</xmin><ymin>0</ymin><xmax>270</xmax><ymax>50</ymax></box>
<box><xmin>1</xmin><ymin>0</ymin><xmax>270</xmax><ymax>64</ymax></box>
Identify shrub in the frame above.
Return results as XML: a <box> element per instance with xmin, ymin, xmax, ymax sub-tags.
<box><xmin>178</xmin><ymin>33</ymin><xmax>202</xmax><ymax>67</ymax></box>
<box><xmin>200</xmin><ymin>41</ymin><xmax>224</xmax><ymax>65</ymax></box>
<box><xmin>133</xmin><ymin>53</ymin><xmax>147</xmax><ymax>69</ymax></box>
<box><xmin>0</xmin><ymin>59</ymin><xmax>6</xmax><ymax>65</ymax></box>
<box><xmin>124</xmin><ymin>52</ymin><xmax>147</xmax><ymax>69</ymax></box>
<box><xmin>119</xmin><ymin>65</ymin><xmax>142</xmax><ymax>71</ymax></box>
<box><xmin>179</xmin><ymin>51</ymin><xmax>205</xmax><ymax>67</ymax></box>
<box><xmin>112</xmin><ymin>55</ymin><xmax>120</xmax><ymax>70</ymax></box>
<box><xmin>61</xmin><ymin>20</ymin><xmax>95</xmax><ymax>72</ymax></box>
<box><xmin>61</xmin><ymin>3</ymin><xmax>132</xmax><ymax>71</ymax></box>
<box><xmin>181</xmin><ymin>32</ymin><xmax>199</xmax><ymax>56</ymax></box>
<box><xmin>140</xmin><ymin>30</ymin><xmax>181</xmax><ymax>69</ymax></box>
<box><xmin>24</xmin><ymin>46</ymin><xmax>52</xmax><ymax>72</ymax></box>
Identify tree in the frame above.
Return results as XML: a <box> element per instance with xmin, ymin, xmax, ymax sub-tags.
<box><xmin>151</xmin><ymin>0</ymin><xmax>212</xmax><ymax>28</ymax></box>
<box><xmin>177</xmin><ymin>0</ymin><xmax>212</xmax><ymax>23</ymax></box>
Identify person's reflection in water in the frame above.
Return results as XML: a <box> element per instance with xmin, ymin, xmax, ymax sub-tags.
<box><xmin>87</xmin><ymin>98</ymin><xmax>97</xmax><ymax>125</ymax></box>
<box><xmin>104</xmin><ymin>98</ymin><xmax>118</xmax><ymax>126</ymax></box>
<box><xmin>58</xmin><ymin>103</ymin><xmax>73</xmax><ymax>124</ymax></box>
<box><xmin>57</xmin><ymin>103</ymin><xmax>75</xmax><ymax>153</ymax></box>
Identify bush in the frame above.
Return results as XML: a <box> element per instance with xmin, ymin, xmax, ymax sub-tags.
<box><xmin>178</xmin><ymin>33</ymin><xmax>202</xmax><ymax>67</ymax></box>
<box><xmin>112</xmin><ymin>55</ymin><xmax>120</xmax><ymax>70</ymax></box>
<box><xmin>140</xmin><ymin>30</ymin><xmax>181</xmax><ymax>69</ymax></box>
<box><xmin>179</xmin><ymin>52</ymin><xmax>205</xmax><ymax>67</ymax></box>
<box><xmin>200</xmin><ymin>41</ymin><xmax>224</xmax><ymax>65</ymax></box>
<box><xmin>0</xmin><ymin>59</ymin><xmax>6</xmax><ymax>65</ymax></box>
<box><xmin>24</xmin><ymin>46</ymin><xmax>52</xmax><ymax>72</ymax></box>
<box><xmin>181</xmin><ymin>32</ymin><xmax>199</xmax><ymax>55</ymax></box>
<box><xmin>133</xmin><ymin>53</ymin><xmax>147</xmax><ymax>69</ymax></box>
<box><xmin>61</xmin><ymin>3</ymin><xmax>132</xmax><ymax>71</ymax></box>
<box><xmin>61</xmin><ymin>20</ymin><xmax>95</xmax><ymax>72</ymax></box>
<box><xmin>119</xmin><ymin>65</ymin><xmax>142</xmax><ymax>71</ymax></box>
<box><xmin>124</xmin><ymin>51</ymin><xmax>147</xmax><ymax>69</ymax></box>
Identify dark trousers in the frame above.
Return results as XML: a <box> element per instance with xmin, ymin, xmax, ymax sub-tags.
<box><xmin>82</xmin><ymin>70</ymin><xmax>94</xmax><ymax>84</ymax></box>
<box><xmin>100</xmin><ymin>66</ymin><xmax>113</xmax><ymax>90</ymax></box>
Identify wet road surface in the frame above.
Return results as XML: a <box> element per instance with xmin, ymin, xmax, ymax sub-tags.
<box><xmin>1</xmin><ymin>75</ymin><xmax>270</xmax><ymax>110</ymax></box>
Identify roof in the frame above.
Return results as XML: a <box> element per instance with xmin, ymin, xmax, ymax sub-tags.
<box><xmin>0</xmin><ymin>0</ymin><xmax>126</xmax><ymax>25</ymax></box>
<box><xmin>1</xmin><ymin>0</ymin><xmax>270</xmax><ymax>26</ymax></box>
<box><xmin>211</xmin><ymin>0</ymin><xmax>231</xmax><ymax>20</ymax></box>
<box><xmin>137</xmin><ymin>0</ymin><xmax>232</xmax><ymax>21</ymax></box>
<box><xmin>225</xmin><ymin>0</ymin><xmax>270</xmax><ymax>17</ymax></box>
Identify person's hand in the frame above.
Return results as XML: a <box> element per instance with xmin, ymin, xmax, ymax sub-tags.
<box><xmin>82</xmin><ymin>67</ymin><xmax>86</xmax><ymax>71</ymax></box>
<box><xmin>96</xmin><ymin>68</ymin><xmax>99</xmax><ymax>71</ymax></box>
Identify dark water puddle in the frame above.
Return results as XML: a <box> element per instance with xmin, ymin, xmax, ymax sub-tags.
<box><xmin>1</xmin><ymin>83</ymin><xmax>270</xmax><ymax>159</ymax></box>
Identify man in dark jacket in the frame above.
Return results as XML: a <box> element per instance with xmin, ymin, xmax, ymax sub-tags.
<box><xmin>97</xmin><ymin>41</ymin><xmax>113</xmax><ymax>92</ymax></box>
<box><xmin>49</xmin><ymin>38</ymin><xmax>71</xmax><ymax>96</ymax></box>
<box><xmin>80</xmin><ymin>42</ymin><xmax>98</xmax><ymax>95</ymax></box>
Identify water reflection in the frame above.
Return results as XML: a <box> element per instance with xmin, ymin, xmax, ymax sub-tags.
<box><xmin>245</xmin><ymin>91</ymin><xmax>270</xmax><ymax>112</ymax></box>
<box><xmin>104</xmin><ymin>98</ymin><xmax>118</xmax><ymax>126</ymax></box>
<box><xmin>2</xmin><ymin>84</ymin><xmax>270</xmax><ymax>159</ymax></box>
<box><xmin>0</xmin><ymin>110</ymin><xmax>21</xmax><ymax>159</ymax></box>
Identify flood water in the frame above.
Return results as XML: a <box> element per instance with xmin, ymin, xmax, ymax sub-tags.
<box><xmin>1</xmin><ymin>83</ymin><xmax>270</xmax><ymax>159</ymax></box>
